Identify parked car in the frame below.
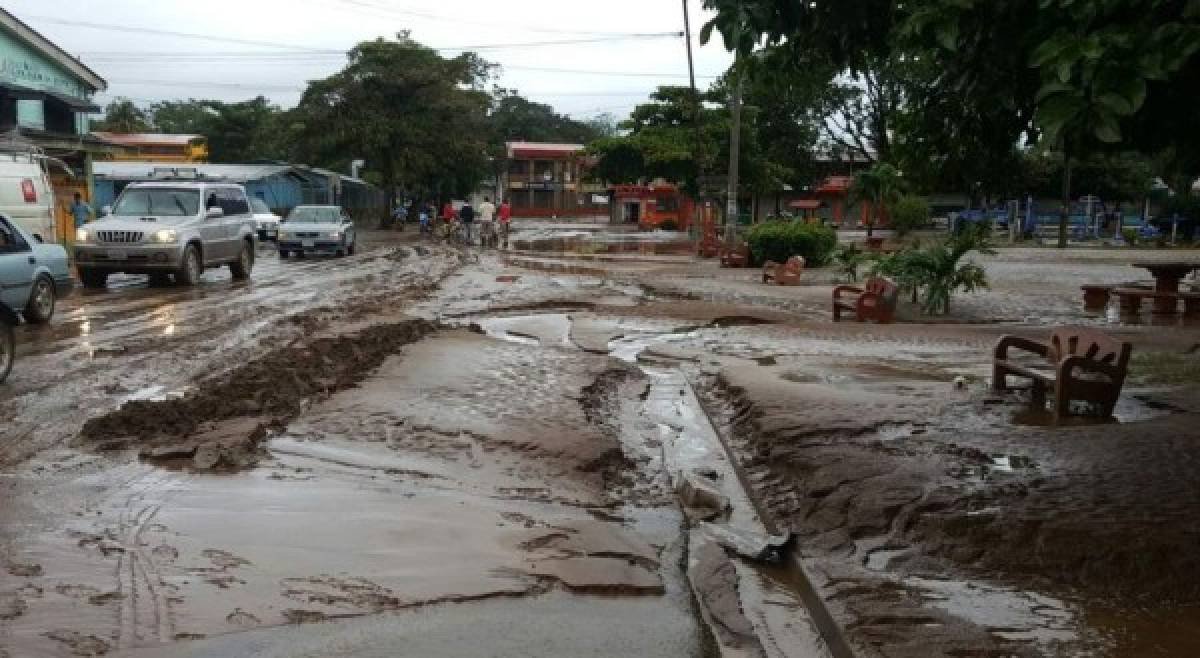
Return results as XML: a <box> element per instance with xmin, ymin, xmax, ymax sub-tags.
<box><xmin>0</xmin><ymin>300</ymin><xmax>14</xmax><ymax>384</ymax></box>
<box><xmin>0</xmin><ymin>150</ymin><xmax>57</xmax><ymax>242</ymax></box>
<box><xmin>0</xmin><ymin>213</ymin><xmax>73</xmax><ymax>324</ymax></box>
<box><xmin>278</xmin><ymin>205</ymin><xmax>357</xmax><ymax>258</ymax></box>
<box><xmin>74</xmin><ymin>181</ymin><xmax>258</xmax><ymax>288</ymax></box>
<box><xmin>251</xmin><ymin>198</ymin><xmax>282</xmax><ymax>241</ymax></box>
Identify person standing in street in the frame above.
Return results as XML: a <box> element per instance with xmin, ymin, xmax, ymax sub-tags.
<box><xmin>70</xmin><ymin>192</ymin><xmax>93</xmax><ymax>230</ymax></box>
<box><xmin>498</xmin><ymin>197</ymin><xmax>512</xmax><ymax>249</ymax></box>
<box><xmin>458</xmin><ymin>200</ymin><xmax>476</xmax><ymax>245</ymax></box>
<box><xmin>477</xmin><ymin>196</ymin><xmax>496</xmax><ymax>247</ymax></box>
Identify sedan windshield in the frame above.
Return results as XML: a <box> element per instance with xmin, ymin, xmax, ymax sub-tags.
<box><xmin>287</xmin><ymin>207</ymin><xmax>342</xmax><ymax>223</ymax></box>
<box><xmin>112</xmin><ymin>189</ymin><xmax>200</xmax><ymax>218</ymax></box>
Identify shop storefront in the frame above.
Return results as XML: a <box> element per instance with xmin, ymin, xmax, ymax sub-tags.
<box><xmin>0</xmin><ymin>9</ymin><xmax>115</xmax><ymax>242</ymax></box>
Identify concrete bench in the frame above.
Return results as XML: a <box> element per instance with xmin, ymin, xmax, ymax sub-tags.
<box><xmin>762</xmin><ymin>256</ymin><xmax>804</xmax><ymax>285</ymax></box>
<box><xmin>1113</xmin><ymin>288</ymin><xmax>1184</xmax><ymax>315</ymax></box>
<box><xmin>993</xmin><ymin>328</ymin><xmax>1132</xmax><ymax>420</ymax></box>
<box><xmin>833</xmin><ymin>277</ymin><xmax>899</xmax><ymax>324</ymax></box>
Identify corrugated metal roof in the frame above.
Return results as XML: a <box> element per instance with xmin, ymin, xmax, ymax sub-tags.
<box><xmin>92</xmin><ymin>132</ymin><xmax>204</xmax><ymax>146</ymax></box>
<box><xmin>94</xmin><ymin>161</ymin><xmax>293</xmax><ymax>183</ymax></box>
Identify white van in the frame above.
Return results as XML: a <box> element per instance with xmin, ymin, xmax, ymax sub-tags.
<box><xmin>0</xmin><ymin>151</ymin><xmax>55</xmax><ymax>243</ymax></box>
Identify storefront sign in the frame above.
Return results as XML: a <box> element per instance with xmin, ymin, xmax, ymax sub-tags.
<box><xmin>0</xmin><ymin>36</ymin><xmax>88</xmax><ymax>99</ymax></box>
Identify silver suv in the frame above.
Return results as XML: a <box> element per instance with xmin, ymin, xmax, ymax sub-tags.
<box><xmin>75</xmin><ymin>181</ymin><xmax>257</xmax><ymax>287</ymax></box>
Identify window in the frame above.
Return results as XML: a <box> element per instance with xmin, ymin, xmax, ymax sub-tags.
<box><xmin>114</xmin><ymin>188</ymin><xmax>201</xmax><ymax>217</ymax></box>
<box><xmin>216</xmin><ymin>188</ymin><xmax>250</xmax><ymax>216</ymax></box>
<box><xmin>0</xmin><ymin>218</ymin><xmax>29</xmax><ymax>253</ymax></box>
<box><xmin>533</xmin><ymin>160</ymin><xmax>554</xmax><ymax>181</ymax></box>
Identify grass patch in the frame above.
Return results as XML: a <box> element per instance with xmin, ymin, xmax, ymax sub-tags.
<box><xmin>1131</xmin><ymin>348</ymin><xmax>1200</xmax><ymax>386</ymax></box>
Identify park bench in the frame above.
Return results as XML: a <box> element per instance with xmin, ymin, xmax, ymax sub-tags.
<box><xmin>719</xmin><ymin>242</ymin><xmax>751</xmax><ymax>268</ymax></box>
<box><xmin>992</xmin><ymin>328</ymin><xmax>1132</xmax><ymax>420</ymax></box>
<box><xmin>832</xmin><ymin>277</ymin><xmax>899</xmax><ymax>323</ymax></box>
<box><xmin>762</xmin><ymin>256</ymin><xmax>804</xmax><ymax>285</ymax></box>
<box><xmin>1112</xmin><ymin>288</ymin><xmax>1183</xmax><ymax>315</ymax></box>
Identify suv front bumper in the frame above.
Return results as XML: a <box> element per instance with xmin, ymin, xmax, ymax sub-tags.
<box><xmin>75</xmin><ymin>245</ymin><xmax>183</xmax><ymax>271</ymax></box>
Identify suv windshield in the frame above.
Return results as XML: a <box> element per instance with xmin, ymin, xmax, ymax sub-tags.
<box><xmin>112</xmin><ymin>188</ymin><xmax>201</xmax><ymax>218</ymax></box>
<box><xmin>288</xmin><ymin>207</ymin><xmax>341</xmax><ymax>223</ymax></box>
<box><xmin>251</xmin><ymin>198</ymin><xmax>272</xmax><ymax>214</ymax></box>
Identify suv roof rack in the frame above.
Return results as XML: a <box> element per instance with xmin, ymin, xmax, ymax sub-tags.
<box><xmin>148</xmin><ymin>166</ymin><xmax>225</xmax><ymax>181</ymax></box>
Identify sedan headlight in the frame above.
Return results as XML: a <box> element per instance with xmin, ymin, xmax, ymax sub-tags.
<box><xmin>328</xmin><ymin>231</ymin><xmax>342</xmax><ymax>240</ymax></box>
<box><xmin>76</xmin><ymin>228</ymin><xmax>90</xmax><ymax>243</ymax></box>
<box><xmin>152</xmin><ymin>229</ymin><xmax>178</xmax><ymax>243</ymax></box>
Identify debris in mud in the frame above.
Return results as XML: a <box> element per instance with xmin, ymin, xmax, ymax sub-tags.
<box><xmin>76</xmin><ymin>319</ymin><xmax>437</xmax><ymax>466</ymax></box>
<box><xmin>688</xmin><ymin>542</ymin><xmax>759</xmax><ymax>650</ymax></box>
<box><xmin>138</xmin><ymin>418</ymin><xmax>269</xmax><ymax>471</ymax></box>
<box><xmin>676</xmin><ymin>469</ymin><xmax>730</xmax><ymax>519</ymax></box>
<box><xmin>697</xmin><ymin>522</ymin><xmax>792</xmax><ymax>563</ymax></box>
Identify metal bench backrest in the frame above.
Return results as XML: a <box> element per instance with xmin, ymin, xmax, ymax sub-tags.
<box><xmin>1047</xmin><ymin>329</ymin><xmax>1132</xmax><ymax>371</ymax></box>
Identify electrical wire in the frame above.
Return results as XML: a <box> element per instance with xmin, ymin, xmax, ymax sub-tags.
<box><xmin>316</xmin><ymin>0</ymin><xmax>649</xmax><ymax>37</ymax></box>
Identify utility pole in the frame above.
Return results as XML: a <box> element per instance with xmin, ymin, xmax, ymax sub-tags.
<box><xmin>681</xmin><ymin>0</ymin><xmax>705</xmax><ymax>234</ymax></box>
<box><xmin>725</xmin><ymin>62</ymin><xmax>743</xmax><ymax>242</ymax></box>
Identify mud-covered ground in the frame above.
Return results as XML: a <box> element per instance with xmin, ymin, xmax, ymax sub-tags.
<box><xmin>2</xmin><ymin>224</ymin><xmax>1199</xmax><ymax>656</ymax></box>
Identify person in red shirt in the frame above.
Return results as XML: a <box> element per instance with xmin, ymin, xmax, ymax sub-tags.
<box><xmin>498</xmin><ymin>198</ymin><xmax>512</xmax><ymax>248</ymax></box>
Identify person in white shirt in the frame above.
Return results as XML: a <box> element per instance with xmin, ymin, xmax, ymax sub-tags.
<box><xmin>477</xmin><ymin>196</ymin><xmax>497</xmax><ymax>247</ymax></box>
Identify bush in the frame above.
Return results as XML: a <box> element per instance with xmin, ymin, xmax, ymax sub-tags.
<box><xmin>1121</xmin><ymin>228</ymin><xmax>1140</xmax><ymax>246</ymax></box>
<box><xmin>745</xmin><ymin>221</ymin><xmax>838</xmax><ymax>267</ymax></box>
<box><xmin>834</xmin><ymin>243</ymin><xmax>868</xmax><ymax>282</ymax></box>
<box><xmin>890</xmin><ymin>195</ymin><xmax>930</xmax><ymax>236</ymax></box>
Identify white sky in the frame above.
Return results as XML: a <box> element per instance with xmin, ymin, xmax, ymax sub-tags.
<box><xmin>8</xmin><ymin>0</ymin><xmax>733</xmax><ymax>120</ymax></box>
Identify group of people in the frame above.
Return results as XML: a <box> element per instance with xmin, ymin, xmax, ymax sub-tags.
<box><xmin>434</xmin><ymin>197</ymin><xmax>512</xmax><ymax>247</ymax></box>
<box><xmin>391</xmin><ymin>196</ymin><xmax>513</xmax><ymax>248</ymax></box>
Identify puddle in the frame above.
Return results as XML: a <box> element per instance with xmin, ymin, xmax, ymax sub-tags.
<box><xmin>511</xmin><ymin>231</ymin><xmax>695</xmax><ymax>256</ymax></box>
<box><xmin>1010</xmin><ymin>392</ymin><xmax>1168</xmax><ymax>427</ymax></box>
<box><xmin>477</xmin><ymin>314</ymin><xmax>573</xmax><ymax>348</ymax></box>
<box><xmin>907</xmin><ymin>576</ymin><xmax>1078</xmax><ymax>645</ymax></box>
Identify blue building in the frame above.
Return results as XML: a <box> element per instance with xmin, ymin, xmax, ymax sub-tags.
<box><xmin>92</xmin><ymin>162</ymin><xmax>367</xmax><ymax>217</ymax></box>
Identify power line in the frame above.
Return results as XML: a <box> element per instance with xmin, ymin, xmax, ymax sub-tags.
<box><xmin>21</xmin><ymin>15</ymin><xmax>330</xmax><ymax>52</ymax></box>
<box><xmin>318</xmin><ymin>0</ymin><xmax>649</xmax><ymax>37</ymax></box>
<box><xmin>24</xmin><ymin>14</ymin><xmax>679</xmax><ymax>55</ymax></box>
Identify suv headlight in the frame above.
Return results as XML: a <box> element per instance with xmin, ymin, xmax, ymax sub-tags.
<box><xmin>152</xmin><ymin>229</ymin><xmax>178</xmax><ymax>243</ymax></box>
<box><xmin>76</xmin><ymin>228</ymin><xmax>90</xmax><ymax>243</ymax></box>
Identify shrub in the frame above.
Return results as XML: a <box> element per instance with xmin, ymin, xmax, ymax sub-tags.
<box><xmin>745</xmin><ymin>221</ymin><xmax>838</xmax><ymax>267</ymax></box>
<box><xmin>1121</xmin><ymin>228</ymin><xmax>1140</xmax><ymax>246</ymax></box>
<box><xmin>834</xmin><ymin>243</ymin><xmax>868</xmax><ymax>282</ymax></box>
<box><xmin>869</xmin><ymin>229</ymin><xmax>994</xmax><ymax>315</ymax></box>
<box><xmin>890</xmin><ymin>195</ymin><xmax>930</xmax><ymax>236</ymax></box>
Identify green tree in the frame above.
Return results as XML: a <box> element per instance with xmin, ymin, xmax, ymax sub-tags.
<box><xmin>702</xmin><ymin>0</ymin><xmax>1200</xmax><ymax>239</ymax></box>
<box><xmin>93</xmin><ymin>98</ymin><xmax>152</xmax><ymax>133</ymax></box>
<box><xmin>890</xmin><ymin>195</ymin><xmax>930</xmax><ymax>237</ymax></box>
<box><xmin>292</xmin><ymin>34</ymin><xmax>492</xmax><ymax>205</ymax></box>
<box><xmin>489</xmin><ymin>90</ymin><xmax>599</xmax><ymax>145</ymax></box>
<box><xmin>587</xmin><ymin>85</ymin><xmax>785</xmax><ymax>197</ymax></box>
<box><xmin>148</xmin><ymin>98</ymin><xmax>293</xmax><ymax>162</ymax></box>
<box><xmin>848</xmin><ymin>163</ymin><xmax>904</xmax><ymax>237</ymax></box>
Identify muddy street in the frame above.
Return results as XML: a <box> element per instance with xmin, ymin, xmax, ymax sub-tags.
<box><xmin>2</xmin><ymin>227</ymin><xmax>1200</xmax><ymax>656</ymax></box>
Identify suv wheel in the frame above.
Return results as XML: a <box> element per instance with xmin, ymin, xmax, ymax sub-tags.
<box><xmin>230</xmin><ymin>241</ymin><xmax>254</xmax><ymax>280</ymax></box>
<box><xmin>24</xmin><ymin>275</ymin><xmax>55</xmax><ymax>324</ymax></box>
<box><xmin>79</xmin><ymin>268</ymin><xmax>108</xmax><ymax>289</ymax></box>
<box><xmin>0</xmin><ymin>319</ymin><xmax>13</xmax><ymax>384</ymax></box>
<box><xmin>176</xmin><ymin>245</ymin><xmax>203</xmax><ymax>286</ymax></box>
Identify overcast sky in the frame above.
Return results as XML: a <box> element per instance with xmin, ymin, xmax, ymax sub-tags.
<box><xmin>8</xmin><ymin>0</ymin><xmax>733</xmax><ymax>120</ymax></box>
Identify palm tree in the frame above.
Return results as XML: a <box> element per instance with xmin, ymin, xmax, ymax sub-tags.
<box><xmin>848</xmin><ymin>163</ymin><xmax>904</xmax><ymax>237</ymax></box>
<box><xmin>93</xmin><ymin>99</ymin><xmax>153</xmax><ymax>134</ymax></box>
